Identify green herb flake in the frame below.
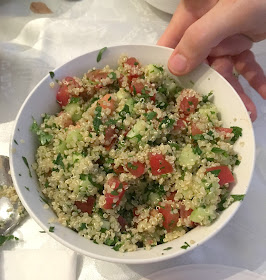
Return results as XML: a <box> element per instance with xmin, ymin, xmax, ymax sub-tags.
<box><xmin>69</xmin><ymin>97</ymin><xmax>80</xmax><ymax>104</ymax></box>
<box><xmin>49</xmin><ymin>226</ymin><xmax>55</xmax><ymax>232</ymax></box>
<box><xmin>40</xmin><ymin>196</ymin><xmax>49</xmax><ymax>205</ymax></box>
<box><xmin>163</xmin><ymin>246</ymin><xmax>172</xmax><ymax>251</ymax></box>
<box><xmin>209</xmin><ymin>169</ymin><xmax>221</xmax><ymax>176</ymax></box>
<box><xmin>22</xmin><ymin>156</ymin><xmax>32</xmax><ymax>177</ymax></box>
<box><xmin>24</xmin><ymin>186</ymin><xmax>30</xmax><ymax>191</ymax></box>
<box><xmin>153</xmin><ymin>65</ymin><xmax>163</xmax><ymax>72</ymax></box>
<box><xmin>110</xmin><ymin>183</ymin><xmax>123</xmax><ymax>196</ymax></box>
<box><xmin>192</xmin><ymin>145</ymin><xmax>202</xmax><ymax>155</ymax></box>
<box><xmin>31</xmin><ymin>118</ymin><xmax>53</xmax><ymax>145</ymax></box>
<box><xmin>202</xmin><ymin>91</ymin><xmax>213</xmax><ymax>103</ymax></box>
<box><xmin>127</xmin><ymin>162</ymin><xmax>137</xmax><ymax>170</ymax></box>
<box><xmin>108</xmin><ymin>72</ymin><xmax>117</xmax><ymax>80</ymax></box>
<box><xmin>39</xmin><ymin>231</ymin><xmax>46</xmax><ymax>233</ymax></box>
<box><xmin>134</xmin><ymin>62</ymin><xmax>139</xmax><ymax>66</ymax></box>
<box><xmin>181</xmin><ymin>241</ymin><xmax>191</xmax><ymax>249</ymax></box>
<box><xmin>0</xmin><ymin>235</ymin><xmax>19</xmax><ymax>247</ymax></box>
<box><xmin>100</xmin><ymin>227</ymin><xmax>107</xmax><ymax>233</ymax></box>
<box><xmin>119</xmin><ymin>104</ymin><xmax>130</xmax><ymax>119</ymax></box>
<box><xmin>93</xmin><ymin>105</ymin><xmax>102</xmax><ymax>134</ymax></box>
<box><xmin>113</xmin><ymin>243</ymin><xmax>123</xmax><ymax>251</ymax></box>
<box><xmin>192</xmin><ymin>134</ymin><xmax>205</xmax><ymax>141</ymax></box>
<box><xmin>49</xmin><ymin>71</ymin><xmax>55</xmax><ymax>79</ymax></box>
<box><xmin>145</xmin><ymin>111</ymin><xmax>157</xmax><ymax>121</ymax></box>
<box><xmin>53</xmin><ymin>153</ymin><xmax>65</xmax><ymax>169</ymax></box>
<box><xmin>79</xmin><ymin>223</ymin><xmax>87</xmax><ymax>230</ymax></box>
<box><xmin>231</xmin><ymin>194</ymin><xmax>245</xmax><ymax>201</ymax></box>
<box><xmin>14</xmin><ymin>139</ymin><xmax>18</xmax><ymax>145</ymax></box>
<box><xmin>97</xmin><ymin>47</ymin><xmax>107</xmax><ymax>62</ymax></box>
<box><xmin>211</xmin><ymin>147</ymin><xmax>228</xmax><ymax>157</ymax></box>
<box><xmin>169</xmin><ymin>143</ymin><xmax>180</xmax><ymax>150</ymax></box>
<box><xmin>159</xmin><ymin>117</ymin><xmax>175</xmax><ymax>129</ymax></box>
<box><xmin>230</xmin><ymin>126</ymin><xmax>242</xmax><ymax>144</ymax></box>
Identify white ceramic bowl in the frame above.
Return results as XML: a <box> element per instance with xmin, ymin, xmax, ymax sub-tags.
<box><xmin>10</xmin><ymin>45</ymin><xmax>255</xmax><ymax>264</ymax></box>
<box><xmin>145</xmin><ymin>0</ymin><xmax>179</xmax><ymax>14</ymax></box>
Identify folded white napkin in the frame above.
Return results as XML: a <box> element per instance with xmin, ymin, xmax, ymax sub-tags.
<box><xmin>0</xmin><ymin>249</ymin><xmax>77</xmax><ymax>280</ymax></box>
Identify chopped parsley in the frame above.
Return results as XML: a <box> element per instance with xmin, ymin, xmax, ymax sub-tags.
<box><xmin>153</xmin><ymin>65</ymin><xmax>163</xmax><ymax>72</ymax></box>
<box><xmin>96</xmin><ymin>46</ymin><xmax>107</xmax><ymax>62</ymax></box>
<box><xmin>211</xmin><ymin>147</ymin><xmax>228</xmax><ymax>157</ymax></box>
<box><xmin>163</xmin><ymin>246</ymin><xmax>172</xmax><ymax>251</ymax></box>
<box><xmin>49</xmin><ymin>71</ymin><xmax>55</xmax><ymax>79</ymax></box>
<box><xmin>127</xmin><ymin>162</ymin><xmax>137</xmax><ymax>170</ymax></box>
<box><xmin>79</xmin><ymin>223</ymin><xmax>87</xmax><ymax>230</ymax></box>
<box><xmin>202</xmin><ymin>91</ymin><xmax>213</xmax><ymax>103</ymax></box>
<box><xmin>159</xmin><ymin>117</ymin><xmax>175</xmax><ymax>129</ymax></box>
<box><xmin>110</xmin><ymin>183</ymin><xmax>123</xmax><ymax>196</ymax></box>
<box><xmin>24</xmin><ymin>186</ymin><xmax>30</xmax><ymax>191</ymax></box>
<box><xmin>209</xmin><ymin>169</ymin><xmax>221</xmax><ymax>176</ymax></box>
<box><xmin>144</xmin><ymin>111</ymin><xmax>157</xmax><ymax>121</ymax></box>
<box><xmin>22</xmin><ymin>156</ymin><xmax>32</xmax><ymax>177</ymax></box>
<box><xmin>31</xmin><ymin>118</ymin><xmax>53</xmax><ymax>145</ymax></box>
<box><xmin>49</xmin><ymin>226</ymin><xmax>55</xmax><ymax>232</ymax></box>
<box><xmin>69</xmin><ymin>97</ymin><xmax>80</xmax><ymax>103</ymax></box>
<box><xmin>113</xmin><ymin>243</ymin><xmax>123</xmax><ymax>251</ymax></box>
<box><xmin>192</xmin><ymin>134</ymin><xmax>205</xmax><ymax>141</ymax></box>
<box><xmin>231</xmin><ymin>194</ymin><xmax>245</xmax><ymax>201</ymax></box>
<box><xmin>169</xmin><ymin>142</ymin><xmax>180</xmax><ymax>150</ymax></box>
<box><xmin>192</xmin><ymin>145</ymin><xmax>202</xmax><ymax>155</ymax></box>
<box><xmin>53</xmin><ymin>153</ymin><xmax>65</xmax><ymax>169</ymax></box>
<box><xmin>119</xmin><ymin>104</ymin><xmax>130</xmax><ymax>119</ymax></box>
<box><xmin>230</xmin><ymin>126</ymin><xmax>242</xmax><ymax>144</ymax></box>
<box><xmin>14</xmin><ymin>139</ymin><xmax>18</xmax><ymax>145</ymax></box>
<box><xmin>40</xmin><ymin>196</ymin><xmax>49</xmax><ymax>205</ymax></box>
<box><xmin>108</xmin><ymin>72</ymin><xmax>117</xmax><ymax>80</ymax></box>
<box><xmin>181</xmin><ymin>241</ymin><xmax>190</xmax><ymax>249</ymax></box>
<box><xmin>0</xmin><ymin>235</ymin><xmax>19</xmax><ymax>247</ymax></box>
<box><xmin>93</xmin><ymin>105</ymin><xmax>102</xmax><ymax>134</ymax></box>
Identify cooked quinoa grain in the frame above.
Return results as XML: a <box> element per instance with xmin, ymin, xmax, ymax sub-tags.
<box><xmin>32</xmin><ymin>55</ymin><xmax>242</xmax><ymax>252</ymax></box>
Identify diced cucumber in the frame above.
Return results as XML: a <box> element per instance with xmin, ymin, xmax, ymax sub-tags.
<box><xmin>72</xmin><ymin>153</ymin><xmax>82</xmax><ymax>163</ymax></box>
<box><xmin>66</xmin><ymin>129</ymin><xmax>82</xmax><ymax>145</ymax></box>
<box><xmin>101</xmin><ymin>220</ymin><xmax>110</xmax><ymax>230</ymax></box>
<box><xmin>198</xmin><ymin>104</ymin><xmax>218</xmax><ymax>122</ymax></box>
<box><xmin>79</xmin><ymin>178</ymin><xmax>96</xmax><ymax>195</ymax></box>
<box><xmin>149</xmin><ymin>192</ymin><xmax>161</xmax><ymax>206</ymax></box>
<box><xmin>164</xmin><ymin>77</ymin><xmax>181</xmax><ymax>96</ymax></box>
<box><xmin>127</xmin><ymin>119</ymin><xmax>147</xmax><ymax>139</ymax></box>
<box><xmin>64</xmin><ymin>103</ymin><xmax>83</xmax><ymax>122</ymax></box>
<box><xmin>126</xmin><ymin>98</ymin><xmax>134</xmax><ymax>113</ymax></box>
<box><xmin>190</xmin><ymin>206</ymin><xmax>215</xmax><ymax>224</ymax></box>
<box><xmin>179</xmin><ymin>144</ymin><xmax>200</xmax><ymax>168</ymax></box>
<box><xmin>57</xmin><ymin>141</ymin><xmax>67</xmax><ymax>154</ymax></box>
<box><xmin>145</xmin><ymin>64</ymin><xmax>164</xmax><ymax>83</ymax></box>
<box><xmin>116</xmin><ymin>88</ymin><xmax>131</xmax><ymax>101</ymax></box>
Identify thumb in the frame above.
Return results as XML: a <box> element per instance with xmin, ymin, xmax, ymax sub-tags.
<box><xmin>168</xmin><ymin>1</ymin><xmax>239</xmax><ymax>75</ymax></box>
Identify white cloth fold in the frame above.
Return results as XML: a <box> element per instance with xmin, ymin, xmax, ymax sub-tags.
<box><xmin>0</xmin><ymin>249</ymin><xmax>77</xmax><ymax>280</ymax></box>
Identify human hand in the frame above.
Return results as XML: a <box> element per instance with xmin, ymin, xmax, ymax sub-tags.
<box><xmin>157</xmin><ymin>0</ymin><xmax>266</xmax><ymax>121</ymax></box>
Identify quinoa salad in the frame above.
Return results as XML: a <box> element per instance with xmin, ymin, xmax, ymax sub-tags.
<box><xmin>32</xmin><ymin>52</ymin><xmax>244</xmax><ymax>252</ymax></box>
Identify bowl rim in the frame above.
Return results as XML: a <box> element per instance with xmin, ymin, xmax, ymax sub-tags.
<box><xmin>9</xmin><ymin>44</ymin><xmax>256</xmax><ymax>264</ymax></box>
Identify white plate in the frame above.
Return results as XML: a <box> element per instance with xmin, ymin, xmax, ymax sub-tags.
<box><xmin>141</xmin><ymin>264</ymin><xmax>266</xmax><ymax>280</ymax></box>
<box><xmin>145</xmin><ymin>0</ymin><xmax>179</xmax><ymax>14</ymax></box>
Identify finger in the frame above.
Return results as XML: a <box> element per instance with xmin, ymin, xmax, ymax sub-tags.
<box><xmin>168</xmin><ymin>1</ymin><xmax>241</xmax><ymax>75</ymax></box>
<box><xmin>157</xmin><ymin>0</ymin><xmax>218</xmax><ymax>48</ymax></box>
<box><xmin>157</xmin><ymin>3</ymin><xmax>196</xmax><ymax>48</ymax></box>
<box><xmin>209</xmin><ymin>56</ymin><xmax>257</xmax><ymax>121</ymax></box>
<box><xmin>232</xmin><ymin>50</ymin><xmax>266</xmax><ymax>99</ymax></box>
<box><xmin>209</xmin><ymin>34</ymin><xmax>253</xmax><ymax>57</ymax></box>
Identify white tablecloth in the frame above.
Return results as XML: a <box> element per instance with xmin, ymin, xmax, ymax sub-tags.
<box><xmin>1</xmin><ymin>1</ymin><xmax>266</xmax><ymax>279</ymax></box>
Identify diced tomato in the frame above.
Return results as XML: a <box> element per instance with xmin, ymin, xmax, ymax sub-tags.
<box><xmin>87</xmin><ymin>69</ymin><xmax>108</xmax><ymax>81</ymax></box>
<box><xmin>150</xmin><ymin>93</ymin><xmax>156</xmax><ymax>103</ymax></box>
<box><xmin>56</xmin><ymin>76</ymin><xmax>80</xmax><ymax>107</ymax></box>
<box><xmin>124</xmin><ymin>57</ymin><xmax>139</xmax><ymax>67</ymax></box>
<box><xmin>103</xmin><ymin>126</ymin><xmax>117</xmax><ymax>150</ymax></box>
<box><xmin>103</xmin><ymin>177</ymin><xmax>128</xmax><ymax>209</ymax></box>
<box><xmin>118</xmin><ymin>215</ymin><xmax>127</xmax><ymax>231</ymax></box>
<box><xmin>130</xmin><ymin>78</ymin><xmax>145</xmax><ymax>94</ymax></box>
<box><xmin>158</xmin><ymin>203</ymin><xmax>179</xmax><ymax>232</ymax></box>
<box><xmin>191</xmin><ymin>122</ymin><xmax>203</xmax><ymax>136</ymax></box>
<box><xmin>179</xmin><ymin>96</ymin><xmax>199</xmax><ymax>115</ymax></box>
<box><xmin>167</xmin><ymin>191</ymin><xmax>177</xmax><ymax>201</ymax></box>
<box><xmin>127</xmin><ymin>161</ymin><xmax>145</xmax><ymax>178</ymax></box>
<box><xmin>58</xmin><ymin>112</ymin><xmax>73</xmax><ymax>128</ymax></box>
<box><xmin>98</xmin><ymin>94</ymin><xmax>115</xmax><ymax>112</ymax></box>
<box><xmin>179</xmin><ymin>203</ymin><xmax>194</xmax><ymax>227</ymax></box>
<box><xmin>149</xmin><ymin>153</ymin><xmax>173</xmax><ymax>176</ymax></box>
<box><xmin>206</xmin><ymin>165</ymin><xmax>235</xmax><ymax>186</ymax></box>
<box><xmin>75</xmin><ymin>196</ymin><xmax>95</xmax><ymax>215</ymax></box>
<box><xmin>215</xmin><ymin>127</ymin><xmax>233</xmax><ymax>139</ymax></box>
<box><xmin>113</xmin><ymin>165</ymin><xmax>126</xmax><ymax>174</ymax></box>
<box><xmin>174</xmin><ymin>117</ymin><xmax>187</xmax><ymax>131</ymax></box>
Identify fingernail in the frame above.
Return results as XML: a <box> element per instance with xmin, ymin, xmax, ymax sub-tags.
<box><xmin>169</xmin><ymin>53</ymin><xmax>187</xmax><ymax>74</ymax></box>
